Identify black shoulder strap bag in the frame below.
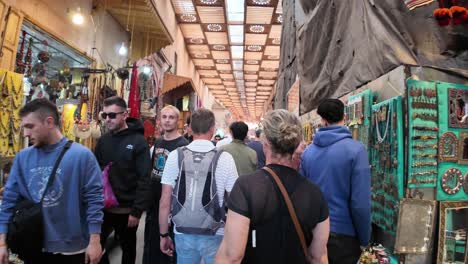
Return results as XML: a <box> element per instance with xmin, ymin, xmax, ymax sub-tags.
<box><xmin>7</xmin><ymin>140</ymin><xmax>73</xmax><ymax>261</ymax></box>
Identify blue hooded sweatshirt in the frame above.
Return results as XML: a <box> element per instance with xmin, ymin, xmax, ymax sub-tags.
<box><xmin>0</xmin><ymin>137</ymin><xmax>104</xmax><ymax>253</ymax></box>
<box><xmin>300</xmin><ymin>126</ymin><xmax>371</xmax><ymax>246</ymax></box>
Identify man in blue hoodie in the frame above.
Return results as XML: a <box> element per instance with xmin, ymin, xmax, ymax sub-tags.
<box><xmin>300</xmin><ymin>99</ymin><xmax>371</xmax><ymax>264</ymax></box>
<box><xmin>0</xmin><ymin>99</ymin><xmax>104</xmax><ymax>264</ymax></box>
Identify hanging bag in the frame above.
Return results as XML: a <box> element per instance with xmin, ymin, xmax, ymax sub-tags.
<box><xmin>102</xmin><ymin>162</ymin><xmax>119</xmax><ymax>208</ymax></box>
<box><xmin>7</xmin><ymin>140</ymin><xmax>73</xmax><ymax>261</ymax></box>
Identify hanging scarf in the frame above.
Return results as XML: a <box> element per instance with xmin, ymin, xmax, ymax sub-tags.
<box><xmin>128</xmin><ymin>63</ymin><xmax>140</xmax><ymax>118</ymax></box>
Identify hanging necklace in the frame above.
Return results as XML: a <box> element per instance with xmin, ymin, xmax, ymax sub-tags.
<box><xmin>10</xmin><ymin>76</ymin><xmax>23</xmax><ymax>109</ymax></box>
<box><xmin>375</xmin><ymin>103</ymin><xmax>392</xmax><ymax>143</ymax></box>
<box><xmin>0</xmin><ymin>109</ymin><xmax>10</xmax><ymax>133</ymax></box>
<box><xmin>0</xmin><ymin>72</ymin><xmax>9</xmax><ymax>100</ymax></box>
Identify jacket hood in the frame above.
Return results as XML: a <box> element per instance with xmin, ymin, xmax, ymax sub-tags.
<box><xmin>313</xmin><ymin>126</ymin><xmax>352</xmax><ymax>147</ymax></box>
<box><xmin>114</xmin><ymin>117</ymin><xmax>145</xmax><ymax>136</ymax></box>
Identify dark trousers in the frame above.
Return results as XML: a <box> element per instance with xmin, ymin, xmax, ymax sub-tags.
<box><xmin>143</xmin><ymin>178</ymin><xmax>175</xmax><ymax>264</ymax></box>
<box><xmin>25</xmin><ymin>252</ymin><xmax>85</xmax><ymax>264</ymax></box>
<box><xmin>327</xmin><ymin>233</ymin><xmax>362</xmax><ymax>264</ymax></box>
<box><xmin>99</xmin><ymin>212</ymin><xmax>138</xmax><ymax>264</ymax></box>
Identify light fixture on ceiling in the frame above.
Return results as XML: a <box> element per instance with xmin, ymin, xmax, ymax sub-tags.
<box><xmin>118</xmin><ymin>42</ymin><xmax>128</xmax><ymax>56</ymax></box>
<box><xmin>195</xmin><ymin>53</ymin><xmax>208</xmax><ymax>58</ymax></box>
<box><xmin>180</xmin><ymin>14</ymin><xmax>197</xmax><ymax>22</ymax></box>
<box><xmin>72</xmin><ymin>7</ymin><xmax>84</xmax><ymax>25</ymax></box>
<box><xmin>250</xmin><ymin>25</ymin><xmax>265</xmax><ymax>33</ymax></box>
<box><xmin>267</xmin><ymin>55</ymin><xmax>279</xmax><ymax>60</ymax></box>
<box><xmin>201</xmin><ymin>0</ymin><xmax>218</xmax><ymax>4</ymax></box>
<box><xmin>213</xmin><ymin>45</ymin><xmax>226</xmax><ymax>50</ymax></box>
<box><xmin>142</xmin><ymin>65</ymin><xmax>152</xmax><ymax>75</ymax></box>
<box><xmin>277</xmin><ymin>15</ymin><xmax>283</xmax><ymax>23</ymax></box>
<box><xmin>272</xmin><ymin>38</ymin><xmax>281</xmax><ymax>45</ymax></box>
<box><xmin>253</xmin><ymin>0</ymin><xmax>271</xmax><ymax>5</ymax></box>
<box><xmin>207</xmin><ymin>24</ymin><xmax>223</xmax><ymax>32</ymax></box>
<box><xmin>217</xmin><ymin>59</ymin><xmax>229</xmax><ymax>64</ymax></box>
<box><xmin>246</xmin><ymin>60</ymin><xmax>259</xmax><ymax>65</ymax></box>
<box><xmin>190</xmin><ymin>38</ymin><xmax>204</xmax><ymax>44</ymax></box>
<box><xmin>247</xmin><ymin>45</ymin><xmax>262</xmax><ymax>52</ymax></box>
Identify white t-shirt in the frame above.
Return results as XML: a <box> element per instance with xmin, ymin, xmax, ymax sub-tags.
<box><xmin>161</xmin><ymin>139</ymin><xmax>239</xmax><ymax>235</ymax></box>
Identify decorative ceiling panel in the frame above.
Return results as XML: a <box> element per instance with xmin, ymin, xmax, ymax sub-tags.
<box><xmin>260</xmin><ymin>60</ymin><xmax>279</xmax><ymax>68</ymax></box>
<box><xmin>205</xmin><ymin>32</ymin><xmax>229</xmax><ymax>44</ymax></box>
<box><xmin>215</xmin><ymin>64</ymin><xmax>232</xmax><ymax>71</ymax></box>
<box><xmin>170</xmin><ymin>0</ymin><xmax>282</xmax><ymax>121</ymax></box>
<box><xmin>246</xmin><ymin>6</ymin><xmax>274</xmax><ymax>24</ymax></box>
<box><xmin>269</xmin><ymin>25</ymin><xmax>282</xmax><ymax>39</ymax></box>
<box><xmin>180</xmin><ymin>24</ymin><xmax>205</xmax><ymax>38</ymax></box>
<box><xmin>172</xmin><ymin>0</ymin><xmax>197</xmax><ymax>14</ymax></box>
<box><xmin>193</xmin><ymin>59</ymin><xmax>215</xmax><ymax>66</ymax></box>
<box><xmin>219</xmin><ymin>73</ymin><xmax>234</xmax><ymax>79</ymax></box>
<box><xmin>244</xmin><ymin>52</ymin><xmax>263</xmax><ymax>60</ymax></box>
<box><xmin>245</xmin><ymin>33</ymin><xmax>268</xmax><ymax>45</ymax></box>
<box><xmin>211</xmin><ymin>51</ymin><xmax>231</xmax><ymax>59</ymax></box>
<box><xmin>264</xmin><ymin>45</ymin><xmax>280</xmax><ymax>56</ymax></box>
<box><xmin>197</xmin><ymin>6</ymin><xmax>225</xmax><ymax>23</ymax></box>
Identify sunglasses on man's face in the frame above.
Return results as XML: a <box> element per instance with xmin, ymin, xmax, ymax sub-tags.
<box><xmin>101</xmin><ymin>111</ymin><xmax>125</xmax><ymax>119</ymax></box>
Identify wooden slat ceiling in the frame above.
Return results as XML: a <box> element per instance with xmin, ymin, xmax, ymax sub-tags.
<box><xmin>171</xmin><ymin>0</ymin><xmax>281</xmax><ymax>121</ymax></box>
<box><xmin>103</xmin><ymin>0</ymin><xmax>172</xmax><ymax>57</ymax></box>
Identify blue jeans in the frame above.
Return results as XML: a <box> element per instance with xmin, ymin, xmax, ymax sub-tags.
<box><xmin>174</xmin><ymin>234</ymin><xmax>223</xmax><ymax>264</ymax></box>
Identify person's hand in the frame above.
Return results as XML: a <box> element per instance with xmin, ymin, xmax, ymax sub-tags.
<box><xmin>160</xmin><ymin>236</ymin><xmax>174</xmax><ymax>256</ymax></box>
<box><xmin>85</xmin><ymin>236</ymin><xmax>102</xmax><ymax>264</ymax></box>
<box><xmin>0</xmin><ymin>246</ymin><xmax>8</xmax><ymax>264</ymax></box>
<box><xmin>128</xmin><ymin>215</ymin><xmax>140</xmax><ymax>227</ymax></box>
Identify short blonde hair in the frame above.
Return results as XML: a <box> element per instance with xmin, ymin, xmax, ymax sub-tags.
<box><xmin>262</xmin><ymin>109</ymin><xmax>302</xmax><ymax>155</ymax></box>
<box><xmin>160</xmin><ymin>105</ymin><xmax>180</xmax><ymax>118</ymax></box>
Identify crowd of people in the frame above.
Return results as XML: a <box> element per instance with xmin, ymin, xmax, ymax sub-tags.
<box><xmin>0</xmin><ymin>96</ymin><xmax>371</xmax><ymax>264</ymax></box>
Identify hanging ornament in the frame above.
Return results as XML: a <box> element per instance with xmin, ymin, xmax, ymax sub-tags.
<box><xmin>15</xmin><ymin>31</ymin><xmax>26</xmax><ymax>74</ymax></box>
<box><xmin>37</xmin><ymin>40</ymin><xmax>50</xmax><ymax>63</ymax></box>
<box><xmin>449</xmin><ymin>5</ymin><xmax>468</xmax><ymax>25</ymax></box>
<box><xmin>434</xmin><ymin>0</ymin><xmax>452</xmax><ymax>26</ymax></box>
<box><xmin>24</xmin><ymin>37</ymin><xmax>33</xmax><ymax>77</ymax></box>
<box><xmin>128</xmin><ymin>63</ymin><xmax>140</xmax><ymax>118</ymax></box>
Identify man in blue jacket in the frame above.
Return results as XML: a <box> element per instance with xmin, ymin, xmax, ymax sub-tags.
<box><xmin>0</xmin><ymin>99</ymin><xmax>104</xmax><ymax>264</ymax></box>
<box><xmin>300</xmin><ymin>99</ymin><xmax>371</xmax><ymax>264</ymax></box>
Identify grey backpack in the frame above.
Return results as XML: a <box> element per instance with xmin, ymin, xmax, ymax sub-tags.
<box><xmin>171</xmin><ymin>147</ymin><xmax>225</xmax><ymax>235</ymax></box>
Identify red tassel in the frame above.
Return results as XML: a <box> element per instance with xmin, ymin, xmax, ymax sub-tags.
<box><xmin>450</xmin><ymin>6</ymin><xmax>467</xmax><ymax>25</ymax></box>
<box><xmin>434</xmin><ymin>8</ymin><xmax>452</xmax><ymax>26</ymax></box>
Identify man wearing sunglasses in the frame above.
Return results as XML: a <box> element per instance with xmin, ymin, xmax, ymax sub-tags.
<box><xmin>94</xmin><ymin>96</ymin><xmax>152</xmax><ymax>264</ymax></box>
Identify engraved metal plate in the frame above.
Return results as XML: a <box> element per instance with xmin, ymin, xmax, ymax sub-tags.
<box><xmin>394</xmin><ymin>199</ymin><xmax>436</xmax><ymax>254</ymax></box>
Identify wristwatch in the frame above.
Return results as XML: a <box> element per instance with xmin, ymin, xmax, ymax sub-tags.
<box><xmin>160</xmin><ymin>232</ymin><xmax>170</xmax><ymax>238</ymax></box>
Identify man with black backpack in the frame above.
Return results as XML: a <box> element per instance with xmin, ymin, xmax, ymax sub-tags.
<box><xmin>158</xmin><ymin>109</ymin><xmax>239</xmax><ymax>264</ymax></box>
<box><xmin>0</xmin><ymin>99</ymin><xmax>104</xmax><ymax>264</ymax></box>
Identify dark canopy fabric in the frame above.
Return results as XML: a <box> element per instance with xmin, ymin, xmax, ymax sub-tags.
<box><xmin>297</xmin><ymin>0</ymin><xmax>468</xmax><ymax>114</ymax></box>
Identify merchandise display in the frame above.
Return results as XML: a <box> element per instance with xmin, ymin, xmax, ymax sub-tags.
<box><xmin>0</xmin><ymin>69</ymin><xmax>24</xmax><ymax>158</ymax></box>
<box><xmin>407</xmin><ymin>80</ymin><xmax>439</xmax><ymax>188</ymax></box>
<box><xmin>347</xmin><ymin>89</ymin><xmax>372</xmax><ymax>150</ymax></box>
<box><xmin>436</xmin><ymin>81</ymin><xmax>468</xmax><ymax>201</ymax></box>
<box><xmin>370</xmin><ymin>96</ymin><xmax>404</xmax><ymax>234</ymax></box>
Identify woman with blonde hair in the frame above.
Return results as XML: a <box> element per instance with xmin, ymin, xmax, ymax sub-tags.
<box><xmin>215</xmin><ymin>109</ymin><xmax>330</xmax><ymax>264</ymax></box>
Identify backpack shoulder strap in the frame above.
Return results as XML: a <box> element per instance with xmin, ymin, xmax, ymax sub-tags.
<box><xmin>177</xmin><ymin>146</ymin><xmax>188</xmax><ymax>171</ymax></box>
<box><xmin>211</xmin><ymin>148</ymin><xmax>224</xmax><ymax>177</ymax></box>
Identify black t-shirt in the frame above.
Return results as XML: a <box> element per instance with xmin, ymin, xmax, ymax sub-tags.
<box><xmin>151</xmin><ymin>136</ymin><xmax>189</xmax><ymax>179</ymax></box>
<box><xmin>228</xmin><ymin>164</ymin><xmax>329</xmax><ymax>264</ymax></box>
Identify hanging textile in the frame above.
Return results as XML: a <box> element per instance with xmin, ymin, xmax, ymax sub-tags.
<box><xmin>128</xmin><ymin>63</ymin><xmax>140</xmax><ymax>118</ymax></box>
<box><xmin>404</xmin><ymin>0</ymin><xmax>436</xmax><ymax>10</ymax></box>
